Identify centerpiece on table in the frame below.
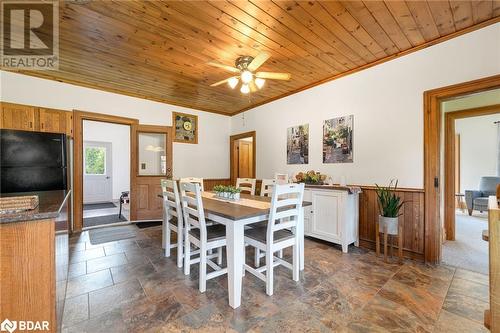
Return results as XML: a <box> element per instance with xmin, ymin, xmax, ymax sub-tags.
<box><xmin>213</xmin><ymin>185</ymin><xmax>242</xmax><ymax>201</ymax></box>
<box><xmin>294</xmin><ymin>170</ymin><xmax>328</xmax><ymax>185</ymax></box>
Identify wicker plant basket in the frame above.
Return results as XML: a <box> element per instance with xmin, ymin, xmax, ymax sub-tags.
<box><xmin>0</xmin><ymin>195</ymin><xmax>39</xmax><ymax>214</ymax></box>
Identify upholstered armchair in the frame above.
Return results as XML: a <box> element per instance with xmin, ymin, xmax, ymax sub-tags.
<box><xmin>465</xmin><ymin>176</ymin><xmax>500</xmax><ymax>215</ymax></box>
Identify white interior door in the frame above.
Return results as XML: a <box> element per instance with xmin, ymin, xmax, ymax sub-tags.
<box><xmin>83</xmin><ymin>141</ymin><xmax>112</xmax><ymax>203</ymax></box>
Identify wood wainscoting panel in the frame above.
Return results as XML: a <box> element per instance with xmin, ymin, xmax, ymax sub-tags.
<box><xmin>204</xmin><ymin>178</ymin><xmax>232</xmax><ymax>191</ymax></box>
<box><xmin>359</xmin><ymin>187</ymin><xmax>425</xmax><ymax>261</ymax></box>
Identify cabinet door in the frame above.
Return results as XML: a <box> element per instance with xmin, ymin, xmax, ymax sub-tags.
<box><xmin>39</xmin><ymin>108</ymin><xmax>67</xmax><ymax>134</ymax></box>
<box><xmin>0</xmin><ymin>102</ymin><xmax>36</xmax><ymax>131</ymax></box>
<box><xmin>311</xmin><ymin>191</ymin><xmax>342</xmax><ymax>241</ymax></box>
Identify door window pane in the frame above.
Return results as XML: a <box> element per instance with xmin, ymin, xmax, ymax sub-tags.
<box><xmin>138</xmin><ymin>133</ymin><xmax>167</xmax><ymax>176</ymax></box>
<box><xmin>85</xmin><ymin>147</ymin><xmax>106</xmax><ymax>175</ymax></box>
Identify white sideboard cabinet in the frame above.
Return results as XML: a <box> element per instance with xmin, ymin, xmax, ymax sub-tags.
<box><xmin>303</xmin><ymin>186</ymin><xmax>359</xmax><ymax>253</ymax></box>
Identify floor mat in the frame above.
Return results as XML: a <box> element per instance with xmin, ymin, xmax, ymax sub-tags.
<box><xmin>135</xmin><ymin>221</ymin><xmax>162</xmax><ymax>229</ymax></box>
<box><xmin>84</xmin><ymin>214</ymin><xmax>127</xmax><ymax>228</ymax></box>
<box><xmin>442</xmin><ymin>212</ymin><xmax>489</xmax><ymax>274</ymax></box>
<box><xmin>83</xmin><ymin>202</ymin><xmax>117</xmax><ymax>210</ymax></box>
<box><xmin>88</xmin><ymin>225</ymin><xmax>136</xmax><ymax>245</ymax></box>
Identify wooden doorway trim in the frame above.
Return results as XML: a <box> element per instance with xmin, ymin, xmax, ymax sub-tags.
<box><xmin>444</xmin><ymin>104</ymin><xmax>500</xmax><ymax>241</ymax></box>
<box><xmin>230</xmin><ymin>131</ymin><xmax>256</xmax><ymax>185</ymax></box>
<box><xmin>423</xmin><ymin>74</ymin><xmax>500</xmax><ymax>263</ymax></box>
<box><xmin>73</xmin><ymin>110</ymin><xmax>139</xmax><ymax>232</ymax></box>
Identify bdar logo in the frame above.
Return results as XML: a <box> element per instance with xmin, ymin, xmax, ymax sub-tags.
<box><xmin>0</xmin><ymin>319</ymin><xmax>17</xmax><ymax>333</ymax></box>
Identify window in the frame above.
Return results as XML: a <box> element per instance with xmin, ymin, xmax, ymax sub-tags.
<box><xmin>138</xmin><ymin>132</ymin><xmax>167</xmax><ymax>176</ymax></box>
<box><xmin>85</xmin><ymin>147</ymin><xmax>106</xmax><ymax>175</ymax></box>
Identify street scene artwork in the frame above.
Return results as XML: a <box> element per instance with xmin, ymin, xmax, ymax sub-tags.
<box><xmin>323</xmin><ymin>115</ymin><xmax>353</xmax><ymax>163</ymax></box>
<box><xmin>287</xmin><ymin>124</ymin><xmax>309</xmax><ymax>164</ymax></box>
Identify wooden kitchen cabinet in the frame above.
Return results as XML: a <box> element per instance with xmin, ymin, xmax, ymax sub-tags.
<box><xmin>0</xmin><ymin>102</ymin><xmax>73</xmax><ymax>136</ymax></box>
<box><xmin>0</xmin><ymin>102</ymin><xmax>36</xmax><ymax>131</ymax></box>
<box><xmin>39</xmin><ymin>107</ymin><xmax>69</xmax><ymax>135</ymax></box>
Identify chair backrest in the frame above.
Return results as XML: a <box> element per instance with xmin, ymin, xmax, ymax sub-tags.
<box><xmin>160</xmin><ymin>179</ymin><xmax>182</xmax><ymax>221</ymax></box>
<box><xmin>266</xmin><ymin>183</ymin><xmax>305</xmax><ymax>244</ymax></box>
<box><xmin>180</xmin><ymin>177</ymin><xmax>204</xmax><ymax>192</ymax></box>
<box><xmin>179</xmin><ymin>182</ymin><xmax>207</xmax><ymax>239</ymax></box>
<box><xmin>480</xmin><ymin>176</ymin><xmax>500</xmax><ymax>196</ymax></box>
<box><xmin>236</xmin><ymin>178</ymin><xmax>256</xmax><ymax>195</ymax></box>
<box><xmin>260</xmin><ymin>179</ymin><xmax>277</xmax><ymax>197</ymax></box>
<box><xmin>274</xmin><ymin>173</ymin><xmax>289</xmax><ymax>185</ymax></box>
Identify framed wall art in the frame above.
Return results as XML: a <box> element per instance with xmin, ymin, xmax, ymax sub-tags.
<box><xmin>173</xmin><ymin>112</ymin><xmax>198</xmax><ymax>144</ymax></box>
<box><xmin>287</xmin><ymin>124</ymin><xmax>309</xmax><ymax>164</ymax></box>
<box><xmin>323</xmin><ymin>115</ymin><xmax>353</xmax><ymax>163</ymax></box>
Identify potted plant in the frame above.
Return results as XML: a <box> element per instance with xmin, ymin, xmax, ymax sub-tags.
<box><xmin>213</xmin><ymin>185</ymin><xmax>241</xmax><ymax>201</ymax></box>
<box><xmin>375</xmin><ymin>180</ymin><xmax>404</xmax><ymax>235</ymax></box>
<box><xmin>294</xmin><ymin>170</ymin><xmax>327</xmax><ymax>185</ymax></box>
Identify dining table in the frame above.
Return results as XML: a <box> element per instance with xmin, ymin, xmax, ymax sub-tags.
<box><xmin>160</xmin><ymin>191</ymin><xmax>312</xmax><ymax>309</ymax></box>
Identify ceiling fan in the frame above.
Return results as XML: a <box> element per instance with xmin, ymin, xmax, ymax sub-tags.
<box><xmin>208</xmin><ymin>52</ymin><xmax>291</xmax><ymax>94</ymax></box>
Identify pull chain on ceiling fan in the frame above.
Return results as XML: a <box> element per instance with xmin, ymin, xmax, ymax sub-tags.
<box><xmin>208</xmin><ymin>52</ymin><xmax>291</xmax><ymax>94</ymax></box>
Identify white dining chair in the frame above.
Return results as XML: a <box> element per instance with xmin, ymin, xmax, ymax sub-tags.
<box><xmin>180</xmin><ymin>177</ymin><xmax>204</xmax><ymax>191</ymax></box>
<box><xmin>274</xmin><ymin>173</ymin><xmax>289</xmax><ymax>185</ymax></box>
<box><xmin>244</xmin><ymin>183</ymin><xmax>304</xmax><ymax>296</ymax></box>
<box><xmin>180</xmin><ymin>182</ymin><xmax>227</xmax><ymax>293</ymax></box>
<box><xmin>236</xmin><ymin>178</ymin><xmax>257</xmax><ymax>195</ymax></box>
<box><xmin>160</xmin><ymin>179</ymin><xmax>184</xmax><ymax>268</ymax></box>
<box><xmin>260</xmin><ymin>179</ymin><xmax>277</xmax><ymax>197</ymax></box>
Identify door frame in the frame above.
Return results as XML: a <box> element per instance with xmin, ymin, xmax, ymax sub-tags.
<box><xmin>73</xmin><ymin>110</ymin><xmax>138</xmax><ymax>232</ymax></box>
<box><xmin>230</xmin><ymin>131</ymin><xmax>256</xmax><ymax>185</ymax></box>
<box><xmin>444</xmin><ymin>104</ymin><xmax>500</xmax><ymax>240</ymax></box>
<box><xmin>423</xmin><ymin>74</ymin><xmax>500</xmax><ymax>263</ymax></box>
<box><xmin>83</xmin><ymin>140</ymin><xmax>113</xmax><ymax>204</ymax></box>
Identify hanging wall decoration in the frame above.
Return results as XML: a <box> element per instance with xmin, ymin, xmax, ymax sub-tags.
<box><xmin>323</xmin><ymin>115</ymin><xmax>354</xmax><ymax>163</ymax></box>
<box><xmin>287</xmin><ymin>124</ymin><xmax>309</xmax><ymax>164</ymax></box>
<box><xmin>173</xmin><ymin>112</ymin><xmax>198</xmax><ymax>144</ymax></box>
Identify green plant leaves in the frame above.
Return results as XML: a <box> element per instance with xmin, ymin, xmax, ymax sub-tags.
<box><xmin>375</xmin><ymin>179</ymin><xmax>405</xmax><ymax>218</ymax></box>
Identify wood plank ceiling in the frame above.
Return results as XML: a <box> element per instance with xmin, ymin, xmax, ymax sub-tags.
<box><xmin>10</xmin><ymin>1</ymin><xmax>500</xmax><ymax>115</ymax></box>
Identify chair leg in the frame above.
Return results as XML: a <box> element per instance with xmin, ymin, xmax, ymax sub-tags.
<box><xmin>292</xmin><ymin>243</ymin><xmax>299</xmax><ymax>282</ymax></box>
<box><xmin>217</xmin><ymin>247</ymin><xmax>223</xmax><ymax>265</ymax></box>
<box><xmin>199</xmin><ymin>244</ymin><xmax>207</xmax><ymax>293</ymax></box>
<box><xmin>242</xmin><ymin>246</ymin><xmax>246</xmax><ymax>276</ymax></box>
<box><xmin>184</xmin><ymin>233</ymin><xmax>191</xmax><ymax>275</ymax></box>
<box><xmin>278</xmin><ymin>249</ymin><xmax>283</xmax><ymax>258</ymax></box>
<box><xmin>254</xmin><ymin>248</ymin><xmax>260</xmax><ymax>268</ymax></box>
<box><xmin>176</xmin><ymin>227</ymin><xmax>183</xmax><ymax>268</ymax></box>
<box><xmin>266</xmin><ymin>250</ymin><xmax>274</xmax><ymax>296</ymax></box>
<box><xmin>165</xmin><ymin>224</ymin><xmax>171</xmax><ymax>257</ymax></box>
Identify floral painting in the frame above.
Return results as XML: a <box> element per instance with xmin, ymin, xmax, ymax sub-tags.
<box><xmin>287</xmin><ymin>124</ymin><xmax>309</xmax><ymax>164</ymax></box>
<box><xmin>323</xmin><ymin>115</ymin><xmax>353</xmax><ymax>163</ymax></box>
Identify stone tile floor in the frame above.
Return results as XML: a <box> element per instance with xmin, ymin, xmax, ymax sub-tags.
<box><xmin>63</xmin><ymin>225</ymin><xmax>489</xmax><ymax>332</ymax></box>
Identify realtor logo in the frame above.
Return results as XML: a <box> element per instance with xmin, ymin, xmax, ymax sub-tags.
<box><xmin>0</xmin><ymin>319</ymin><xmax>16</xmax><ymax>333</ymax></box>
<box><xmin>1</xmin><ymin>0</ymin><xmax>59</xmax><ymax>70</ymax></box>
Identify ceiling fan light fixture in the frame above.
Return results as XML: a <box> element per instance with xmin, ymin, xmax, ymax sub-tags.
<box><xmin>255</xmin><ymin>78</ymin><xmax>265</xmax><ymax>89</ymax></box>
<box><xmin>228</xmin><ymin>77</ymin><xmax>239</xmax><ymax>89</ymax></box>
<box><xmin>240</xmin><ymin>84</ymin><xmax>250</xmax><ymax>94</ymax></box>
<box><xmin>240</xmin><ymin>70</ymin><xmax>253</xmax><ymax>84</ymax></box>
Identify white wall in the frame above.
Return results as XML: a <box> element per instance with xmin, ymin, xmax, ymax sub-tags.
<box><xmin>231</xmin><ymin>23</ymin><xmax>500</xmax><ymax>188</ymax></box>
<box><xmin>456</xmin><ymin>114</ymin><xmax>500</xmax><ymax>193</ymax></box>
<box><xmin>0</xmin><ymin>71</ymin><xmax>231</xmax><ymax>179</ymax></box>
<box><xmin>83</xmin><ymin>120</ymin><xmax>130</xmax><ymax>200</ymax></box>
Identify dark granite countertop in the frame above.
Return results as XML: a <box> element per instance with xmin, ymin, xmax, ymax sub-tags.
<box><xmin>304</xmin><ymin>184</ymin><xmax>362</xmax><ymax>194</ymax></box>
<box><xmin>0</xmin><ymin>190</ymin><xmax>71</xmax><ymax>224</ymax></box>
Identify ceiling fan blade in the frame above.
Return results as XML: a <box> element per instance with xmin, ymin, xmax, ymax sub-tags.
<box><xmin>255</xmin><ymin>72</ymin><xmax>291</xmax><ymax>80</ymax></box>
<box><xmin>210</xmin><ymin>77</ymin><xmax>234</xmax><ymax>87</ymax></box>
<box><xmin>207</xmin><ymin>61</ymin><xmax>240</xmax><ymax>73</ymax></box>
<box><xmin>249</xmin><ymin>81</ymin><xmax>258</xmax><ymax>93</ymax></box>
<box><xmin>247</xmin><ymin>52</ymin><xmax>270</xmax><ymax>71</ymax></box>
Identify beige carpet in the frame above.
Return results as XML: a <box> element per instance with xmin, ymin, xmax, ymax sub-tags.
<box><xmin>442</xmin><ymin>211</ymin><xmax>489</xmax><ymax>274</ymax></box>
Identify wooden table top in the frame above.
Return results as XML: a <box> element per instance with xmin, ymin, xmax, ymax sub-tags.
<box><xmin>160</xmin><ymin>192</ymin><xmax>311</xmax><ymax>221</ymax></box>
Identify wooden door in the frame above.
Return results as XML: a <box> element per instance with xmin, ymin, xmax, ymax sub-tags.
<box><xmin>133</xmin><ymin>125</ymin><xmax>172</xmax><ymax>220</ymax></box>
<box><xmin>238</xmin><ymin>140</ymin><xmax>253</xmax><ymax>178</ymax></box>
<box><xmin>39</xmin><ymin>108</ymin><xmax>67</xmax><ymax>134</ymax></box>
<box><xmin>0</xmin><ymin>102</ymin><xmax>36</xmax><ymax>131</ymax></box>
